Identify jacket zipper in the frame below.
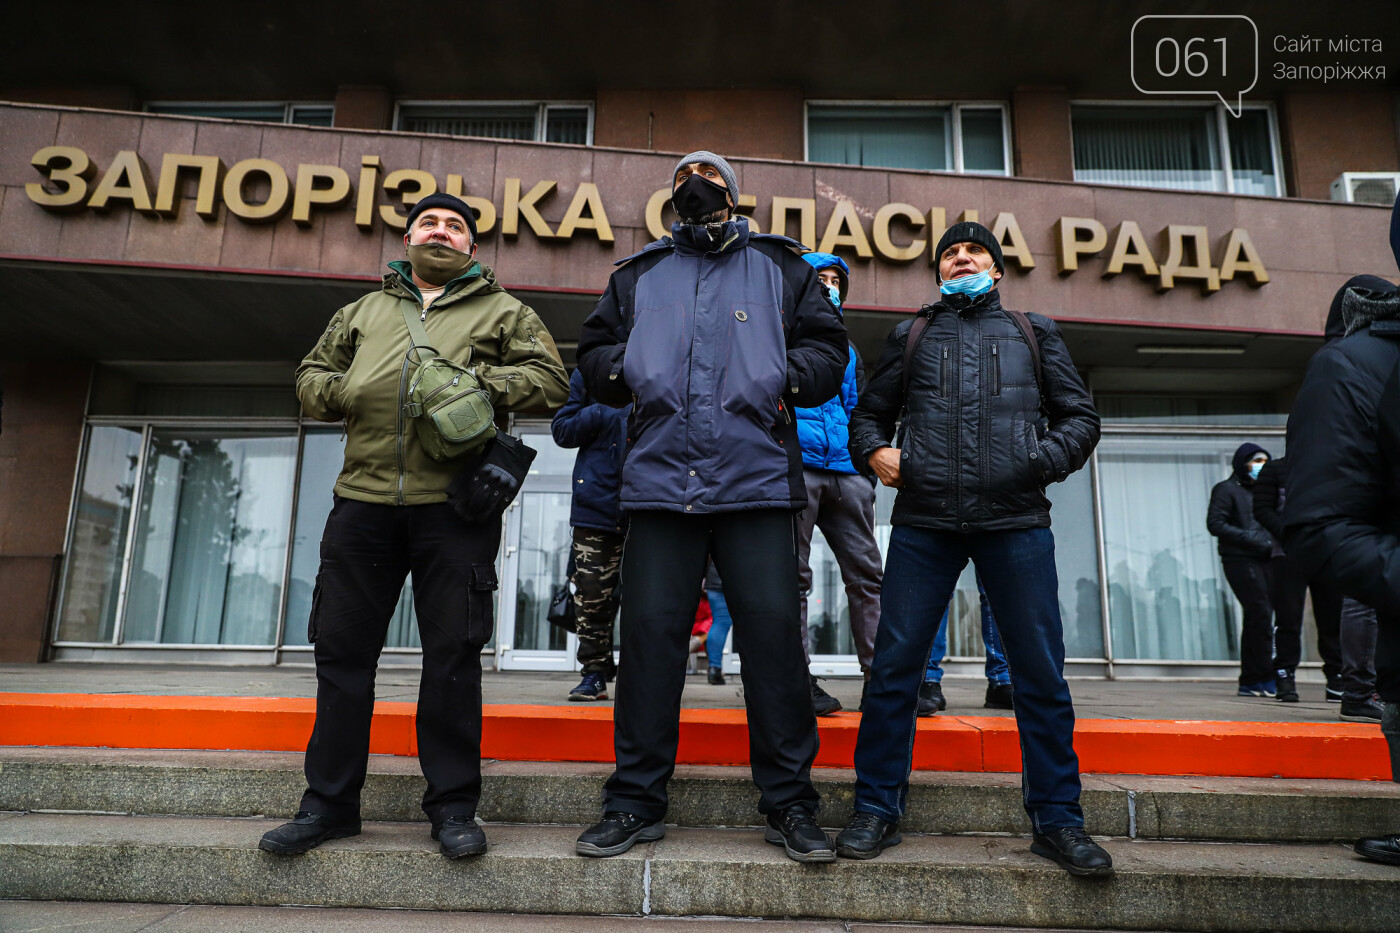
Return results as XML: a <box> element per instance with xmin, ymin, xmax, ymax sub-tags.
<box><xmin>941</xmin><ymin>346</ymin><xmax>949</xmax><ymax>396</ymax></box>
<box><xmin>991</xmin><ymin>342</ymin><xmax>1001</xmax><ymax>396</ymax></box>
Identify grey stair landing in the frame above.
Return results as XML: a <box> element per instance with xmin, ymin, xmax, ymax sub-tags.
<box><xmin>0</xmin><ymin>811</ymin><xmax>1394</xmax><ymax>933</ymax></box>
<box><xmin>3</xmin><ymin>746</ymin><xmax>1398</xmax><ymax>843</ymax></box>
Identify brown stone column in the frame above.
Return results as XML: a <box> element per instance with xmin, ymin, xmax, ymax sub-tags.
<box><xmin>1011</xmin><ymin>86</ymin><xmax>1074</xmax><ymax>181</ymax></box>
<box><xmin>0</xmin><ymin>361</ymin><xmax>91</xmax><ymax>662</ymax></box>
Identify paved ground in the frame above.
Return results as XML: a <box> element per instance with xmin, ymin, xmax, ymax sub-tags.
<box><xmin>0</xmin><ymin>662</ymin><xmax>1361</xmax><ymax>724</ymax></box>
<box><xmin>0</xmin><ymin>901</ymin><xmax>1172</xmax><ymax>933</ymax></box>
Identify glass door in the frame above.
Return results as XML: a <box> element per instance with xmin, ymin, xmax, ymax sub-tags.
<box><xmin>496</xmin><ymin>422</ymin><xmax>582</xmax><ymax>671</ymax></box>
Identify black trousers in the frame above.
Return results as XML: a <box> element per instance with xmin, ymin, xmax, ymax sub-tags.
<box><xmin>603</xmin><ymin>509</ymin><xmax>821</xmax><ymax>821</ymax></box>
<box><xmin>1223</xmin><ymin>557</ymin><xmax>1274</xmax><ymax>686</ymax></box>
<box><xmin>299</xmin><ymin>496</ymin><xmax>500</xmax><ymax>825</ymax></box>
<box><xmin>1270</xmin><ymin>553</ymin><xmax>1343</xmax><ymax>682</ymax></box>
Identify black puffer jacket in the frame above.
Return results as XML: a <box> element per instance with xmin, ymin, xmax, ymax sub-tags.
<box><xmin>1208</xmin><ymin>442</ymin><xmax>1275</xmax><ymax>560</ymax></box>
<box><xmin>847</xmin><ymin>289</ymin><xmax>1099</xmax><ymax>532</ymax></box>
<box><xmin>1284</xmin><ymin>278</ymin><xmax>1400</xmax><ymax>617</ymax></box>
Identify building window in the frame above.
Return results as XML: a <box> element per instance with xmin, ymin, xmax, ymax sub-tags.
<box><xmin>805</xmin><ymin>103</ymin><xmax>1010</xmax><ymax>174</ymax></box>
<box><xmin>1071</xmin><ymin>104</ymin><xmax>1281</xmax><ymax>196</ymax></box>
<box><xmin>146</xmin><ymin>102</ymin><xmax>334</xmax><ymax>127</ymax></box>
<box><xmin>395</xmin><ymin>102</ymin><xmax>593</xmax><ymax>145</ymax></box>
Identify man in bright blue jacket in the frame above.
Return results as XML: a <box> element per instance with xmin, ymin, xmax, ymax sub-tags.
<box><xmin>551</xmin><ymin>369</ymin><xmax>630</xmax><ymax>701</ymax></box>
<box><xmin>794</xmin><ymin>253</ymin><xmax>884</xmax><ymax>716</ymax></box>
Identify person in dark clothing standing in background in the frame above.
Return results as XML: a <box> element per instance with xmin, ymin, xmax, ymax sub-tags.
<box><xmin>573</xmin><ymin>150</ymin><xmax>848</xmax><ymax>863</ymax></box>
<box><xmin>1284</xmin><ymin>266</ymin><xmax>1400</xmax><ymax>866</ymax></box>
<box><xmin>1208</xmin><ymin>443</ymin><xmax>1279</xmax><ymax>697</ymax></box>
<box><xmin>836</xmin><ymin>221</ymin><xmax>1109</xmax><ymax>877</ymax></box>
<box><xmin>1249</xmin><ymin>455</ymin><xmax>1337</xmax><ymax>703</ymax></box>
<box><xmin>552</xmin><ymin>368</ymin><xmax>630</xmax><ymax>701</ymax></box>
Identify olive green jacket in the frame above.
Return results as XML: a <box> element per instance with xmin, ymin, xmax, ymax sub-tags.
<box><xmin>296</xmin><ymin>261</ymin><xmax>568</xmax><ymax>505</ymax></box>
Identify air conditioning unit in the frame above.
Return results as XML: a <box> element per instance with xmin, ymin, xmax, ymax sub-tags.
<box><xmin>1330</xmin><ymin>172</ymin><xmax>1400</xmax><ymax>206</ymax></box>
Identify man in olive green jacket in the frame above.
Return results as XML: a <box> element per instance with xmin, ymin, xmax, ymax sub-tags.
<box><xmin>260</xmin><ymin>193</ymin><xmax>568</xmax><ymax>860</ymax></box>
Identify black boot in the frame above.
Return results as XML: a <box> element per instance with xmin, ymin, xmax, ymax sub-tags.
<box><xmin>1030</xmin><ymin>827</ymin><xmax>1114</xmax><ymax>877</ymax></box>
<box><xmin>834</xmin><ymin>812</ymin><xmax>902</xmax><ymax>859</ymax></box>
<box><xmin>810</xmin><ymin>675</ymin><xmax>842</xmax><ymax>716</ymax></box>
<box><xmin>258</xmin><ymin>811</ymin><xmax>360</xmax><ymax>855</ymax></box>
<box><xmin>916</xmin><ymin>680</ymin><xmax>945</xmax><ymax>716</ymax></box>
<box><xmin>707</xmin><ymin>665</ymin><xmax>726</xmax><ymax>685</ymax></box>
<box><xmin>984</xmin><ymin>681</ymin><xmax>1014</xmax><ymax>710</ymax></box>
<box><xmin>432</xmin><ymin>815</ymin><xmax>487</xmax><ymax>858</ymax></box>
<box><xmin>576</xmin><ymin>811</ymin><xmax>665</xmax><ymax>857</ymax></box>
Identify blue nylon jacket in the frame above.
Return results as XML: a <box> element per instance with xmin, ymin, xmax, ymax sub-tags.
<box><xmin>576</xmin><ymin>218</ymin><xmax>848</xmax><ymax>513</ymax></box>
<box><xmin>795</xmin><ymin>345</ymin><xmax>862</xmax><ymax>474</ymax></box>
<box><xmin>551</xmin><ymin>368</ymin><xmax>630</xmax><ymax>533</ymax></box>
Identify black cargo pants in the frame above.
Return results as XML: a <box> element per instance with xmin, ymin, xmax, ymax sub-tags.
<box><xmin>299</xmin><ymin>495</ymin><xmax>500</xmax><ymax>826</ymax></box>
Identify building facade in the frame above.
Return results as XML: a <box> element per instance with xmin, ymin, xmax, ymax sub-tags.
<box><xmin>1</xmin><ymin>2</ymin><xmax>1397</xmax><ymax>678</ymax></box>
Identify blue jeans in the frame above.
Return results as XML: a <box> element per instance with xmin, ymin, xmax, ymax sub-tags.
<box><xmin>705</xmin><ymin>589</ymin><xmax>733</xmax><ymax>669</ymax></box>
<box><xmin>924</xmin><ymin>576</ymin><xmax>1010</xmax><ymax>685</ymax></box>
<box><xmin>854</xmin><ymin>525</ymin><xmax>1084</xmax><ymax>831</ymax></box>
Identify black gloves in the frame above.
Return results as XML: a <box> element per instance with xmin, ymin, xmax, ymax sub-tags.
<box><xmin>447</xmin><ymin>432</ymin><xmax>538</xmax><ymax>525</ymax></box>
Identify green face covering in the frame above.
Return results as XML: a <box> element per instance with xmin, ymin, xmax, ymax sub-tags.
<box><xmin>406</xmin><ymin>243</ymin><xmax>475</xmax><ymax>287</ymax></box>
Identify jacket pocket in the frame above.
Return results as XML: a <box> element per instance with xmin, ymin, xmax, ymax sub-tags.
<box><xmin>468</xmin><ymin>563</ymin><xmax>499</xmax><ymax>646</ymax></box>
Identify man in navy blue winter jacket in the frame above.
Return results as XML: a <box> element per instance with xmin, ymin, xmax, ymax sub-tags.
<box><xmin>574</xmin><ymin>150</ymin><xmax>848</xmax><ymax>863</ymax></box>
<box><xmin>551</xmin><ymin>368</ymin><xmax>630</xmax><ymax>701</ymax></box>
<box><xmin>793</xmin><ymin>252</ymin><xmax>884</xmax><ymax>716</ymax></box>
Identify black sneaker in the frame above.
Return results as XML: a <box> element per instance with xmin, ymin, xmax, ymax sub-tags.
<box><xmin>1030</xmin><ymin>826</ymin><xmax>1115</xmax><ymax>877</ymax></box>
<box><xmin>810</xmin><ymin>675</ymin><xmax>842</xmax><ymax>716</ymax></box>
<box><xmin>1275</xmin><ymin>670</ymin><xmax>1299</xmax><ymax>703</ymax></box>
<box><xmin>1355</xmin><ymin>833</ymin><xmax>1400</xmax><ymax>865</ymax></box>
<box><xmin>258</xmin><ymin>811</ymin><xmax>360</xmax><ymax>855</ymax></box>
<box><xmin>1326</xmin><ymin>682</ymin><xmax>1345</xmax><ymax>703</ymax></box>
<box><xmin>916</xmin><ymin>680</ymin><xmax>945</xmax><ymax>716</ymax></box>
<box><xmin>764</xmin><ymin>806</ymin><xmax>836</xmax><ymax>863</ymax></box>
<box><xmin>569</xmin><ymin>672</ymin><xmax>608</xmax><ymax>701</ymax></box>
<box><xmin>707</xmin><ymin>665</ymin><xmax>726</xmax><ymax>685</ymax></box>
<box><xmin>984</xmin><ymin>681</ymin><xmax>1014</xmax><ymax>710</ymax></box>
<box><xmin>432</xmin><ymin>815</ymin><xmax>487</xmax><ymax>859</ymax></box>
<box><xmin>1341</xmin><ymin>696</ymin><xmax>1385</xmax><ymax>722</ymax></box>
<box><xmin>834</xmin><ymin>811</ymin><xmax>902</xmax><ymax>860</ymax></box>
<box><xmin>576</xmin><ymin>811</ymin><xmax>665</xmax><ymax>857</ymax></box>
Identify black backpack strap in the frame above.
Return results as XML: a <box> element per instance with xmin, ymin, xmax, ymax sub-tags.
<box><xmin>901</xmin><ymin>310</ymin><xmax>931</xmax><ymax>401</ymax></box>
<box><xmin>1005</xmin><ymin>308</ymin><xmax>1043</xmax><ymax>394</ymax></box>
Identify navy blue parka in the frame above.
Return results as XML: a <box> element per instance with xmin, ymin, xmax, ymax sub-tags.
<box><xmin>551</xmin><ymin>368</ymin><xmax>630</xmax><ymax>533</ymax></box>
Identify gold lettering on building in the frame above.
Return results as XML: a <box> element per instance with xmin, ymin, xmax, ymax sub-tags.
<box><xmin>292</xmin><ymin>165</ymin><xmax>352</xmax><ymax>227</ymax></box>
<box><xmin>503</xmin><ymin>178</ymin><xmax>557</xmax><ymax>238</ymax></box>
<box><xmin>87</xmin><ymin>150</ymin><xmax>156</xmax><ymax>213</ymax></box>
<box><xmin>154</xmin><ymin>154</ymin><xmax>225</xmax><ymax>219</ymax></box>
<box><xmin>26</xmin><ymin>146</ymin><xmax>96</xmax><ymax>210</ymax></box>
<box><xmin>222</xmin><ymin>158</ymin><xmax>291</xmax><ymax>223</ymax></box>
<box><xmin>555</xmin><ymin>183</ymin><xmax>614</xmax><ymax>244</ymax></box>
<box><xmin>379</xmin><ymin>169</ymin><xmax>437</xmax><ymax>229</ymax></box>
<box><xmin>872</xmin><ymin>203</ymin><xmax>926</xmax><ymax>262</ymax></box>
<box><xmin>1054</xmin><ymin>217</ymin><xmax>1109</xmax><ymax>274</ymax></box>
<box><xmin>444</xmin><ymin>175</ymin><xmax>498</xmax><ymax>236</ymax></box>
<box><xmin>1102</xmin><ymin>221</ymin><xmax>1159</xmax><ymax>278</ymax></box>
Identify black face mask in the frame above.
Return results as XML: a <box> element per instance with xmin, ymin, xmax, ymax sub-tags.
<box><xmin>671</xmin><ymin>174</ymin><xmax>731</xmax><ymax>221</ymax></box>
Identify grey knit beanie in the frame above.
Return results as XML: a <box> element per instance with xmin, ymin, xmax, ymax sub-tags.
<box><xmin>671</xmin><ymin>150</ymin><xmax>738</xmax><ymax>208</ymax></box>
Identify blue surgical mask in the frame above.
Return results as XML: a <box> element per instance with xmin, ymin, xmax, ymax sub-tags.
<box><xmin>825</xmin><ymin>283</ymin><xmax>842</xmax><ymax>308</ymax></box>
<box><xmin>940</xmin><ymin>268</ymin><xmax>996</xmax><ymax>296</ymax></box>
<box><xmin>1248</xmin><ymin>462</ymin><xmax>1265</xmax><ymax>480</ymax></box>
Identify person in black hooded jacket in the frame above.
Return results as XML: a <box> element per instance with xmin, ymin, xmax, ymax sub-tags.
<box><xmin>1284</xmin><ymin>268</ymin><xmax>1400</xmax><ymax>866</ymax></box>
<box><xmin>1208</xmin><ymin>442</ymin><xmax>1278</xmax><ymax>696</ymax></box>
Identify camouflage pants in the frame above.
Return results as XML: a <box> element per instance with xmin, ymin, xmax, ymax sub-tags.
<box><xmin>571</xmin><ymin>527</ymin><xmax>624</xmax><ymax>674</ymax></box>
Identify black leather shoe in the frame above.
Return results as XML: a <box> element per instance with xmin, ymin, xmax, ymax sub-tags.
<box><xmin>576</xmin><ymin>811</ymin><xmax>665</xmax><ymax>857</ymax></box>
<box><xmin>764</xmin><ymin>806</ymin><xmax>836</xmax><ymax>862</ymax></box>
<box><xmin>432</xmin><ymin>815</ymin><xmax>487</xmax><ymax>859</ymax></box>
<box><xmin>916</xmin><ymin>680</ymin><xmax>945</xmax><ymax>716</ymax></box>
<box><xmin>1355</xmin><ymin>834</ymin><xmax>1400</xmax><ymax>865</ymax></box>
<box><xmin>1030</xmin><ymin>827</ymin><xmax>1114</xmax><ymax>877</ymax></box>
<box><xmin>835</xmin><ymin>811</ymin><xmax>902</xmax><ymax>859</ymax></box>
<box><xmin>984</xmin><ymin>681</ymin><xmax>1014</xmax><ymax>710</ymax></box>
<box><xmin>258</xmin><ymin>811</ymin><xmax>360</xmax><ymax>854</ymax></box>
<box><xmin>707</xmin><ymin>665</ymin><xmax>726</xmax><ymax>685</ymax></box>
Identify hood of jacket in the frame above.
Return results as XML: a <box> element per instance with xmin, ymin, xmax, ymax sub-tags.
<box><xmin>1340</xmin><ymin>275</ymin><xmax>1400</xmax><ymax>336</ymax></box>
<box><xmin>1232</xmin><ymin>442</ymin><xmax>1270</xmax><ymax>482</ymax></box>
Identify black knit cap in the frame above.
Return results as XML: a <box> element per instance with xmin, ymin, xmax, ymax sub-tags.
<box><xmin>405</xmin><ymin>193</ymin><xmax>478</xmax><ymax>240</ymax></box>
<box><xmin>934</xmin><ymin>221</ymin><xmax>1003</xmax><ymax>281</ymax></box>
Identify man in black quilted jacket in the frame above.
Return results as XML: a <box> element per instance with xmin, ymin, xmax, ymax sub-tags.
<box><xmin>835</xmin><ymin>221</ymin><xmax>1109</xmax><ymax>877</ymax></box>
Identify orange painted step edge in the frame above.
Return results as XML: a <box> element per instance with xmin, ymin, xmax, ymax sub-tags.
<box><xmin>0</xmin><ymin>694</ymin><xmax>1388</xmax><ymax>780</ymax></box>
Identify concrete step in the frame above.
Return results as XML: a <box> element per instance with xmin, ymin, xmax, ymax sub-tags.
<box><xmin>3</xmin><ymin>747</ymin><xmax>1398</xmax><ymax>844</ymax></box>
<box><xmin>0</xmin><ymin>900</ymin><xmax>1140</xmax><ymax>933</ymax></box>
<box><xmin>0</xmin><ymin>812</ymin><xmax>1393</xmax><ymax>932</ymax></box>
